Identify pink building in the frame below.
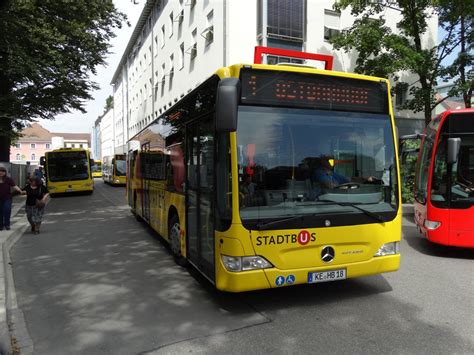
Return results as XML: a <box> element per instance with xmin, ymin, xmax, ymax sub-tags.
<box><xmin>10</xmin><ymin>123</ymin><xmax>91</xmax><ymax>164</ymax></box>
<box><xmin>10</xmin><ymin>123</ymin><xmax>52</xmax><ymax>164</ymax></box>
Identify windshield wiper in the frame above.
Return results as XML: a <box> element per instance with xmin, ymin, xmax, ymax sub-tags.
<box><xmin>317</xmin><ymin>201</ymin><xmax>386</xmax><ymax>223</ymax></box>
<box><xmin>255</xmin><ymin>215</ymin><xmax>306</xmax><ymax>230</ymax></box>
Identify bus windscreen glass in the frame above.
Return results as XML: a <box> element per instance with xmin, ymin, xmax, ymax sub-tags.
<box><xmin>48</xmin><ymin>151</ymin><xmax>89</xmax><ymax>182</ymax></box>
<box><xmin>431</xmin><ymin>113</ymin><xmax>474</xmax><ymax>207</ymax></box>
<box><xmin>236</xmin><ymin>106</ymin><xmax>398</xmax><ymax>228</ymax></box>
<box><xmin>240</xmin><ymin>69</ymin><xmax>388</xmax><ymax>114</ymax></box>
<box><xmin>115</xmin><ymin>160</ymin><xmax>127</xmax><ymax>176</ymax></box>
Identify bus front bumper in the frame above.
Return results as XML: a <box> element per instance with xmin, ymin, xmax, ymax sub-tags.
<box><xmin>48</xmin><ymin>183</ymin><xmax>94</xmax><ymax>194</ymax></box>
<box><xmin>215</xmin><ymin>254</ymin><xmax>400</xmax><ymax>292</ymax></box>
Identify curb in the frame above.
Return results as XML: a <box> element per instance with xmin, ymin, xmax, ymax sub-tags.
<box><xmin>0</xmin><ymin>197</ymin><xmax>33</xmax><ymax>355</ymax></box>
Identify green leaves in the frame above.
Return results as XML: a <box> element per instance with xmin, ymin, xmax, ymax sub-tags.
<box><xmin>0</xmin><ymin>0</ymin><xmax>126</xmax><ymax>135</ymax></box>
<box><xmin>332</xmin><ymin>0</ymin><xmax>471</xmax><ymax>125</ymax></box>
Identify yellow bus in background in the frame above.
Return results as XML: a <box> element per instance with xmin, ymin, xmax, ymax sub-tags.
<box><xmin>42</xmin><ymin>148</ymin><xmax>94</xmax><ymax>194</ymax></box>
<box><xmin>103</xmin><ymin>154</ymin><xmax>126</xmax><ymax>185</ymax></box>
<box><xmin>127</xmin><ymin>64</ymin><xmax>401</xmax><ymax>292</ymax></box>
<box><xmin>91</xmin><ymin>160</ymin><xmax>102</xmax><ymax>178</ymax></box>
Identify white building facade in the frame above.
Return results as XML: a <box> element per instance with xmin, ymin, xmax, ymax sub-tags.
<box><xmin>110</xmin><ymin>0</ymin><xmax>438</xmax><ymax>145</ymax></box>
<box><xmin>99</xmin><ymin>108</ymin><xmax>115</xmax><ymax>160</ymax></box>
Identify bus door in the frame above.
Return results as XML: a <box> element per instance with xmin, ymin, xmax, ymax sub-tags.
<box><xmin>186</xmin><ymin>117</ymin><xmax>215</xmax><ymax>278</ymax></box>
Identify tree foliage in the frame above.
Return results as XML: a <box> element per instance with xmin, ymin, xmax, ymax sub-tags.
<box><xmin>331</xmin><ymin>0</ymin><xmax>473</xmax><ymax>125</ymax></box>
<box><xmin>0</xmin><ymin>0</ymin><xmax>126</xmax><ymax>161</ymax></box>
<box><xmin>105</xmin><ymin>95</ymin><xmax>114</xmax><ymax>112</ymax></box>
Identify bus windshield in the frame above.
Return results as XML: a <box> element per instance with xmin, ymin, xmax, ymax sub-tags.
<box><xmin>48</xmin><ymin>151</ymin><xmax>89</xmax><ymax>182</ymax></box>
<box><xmin>115</xmin><ymin>159</ymin><xmax>126</xmax><ymax>176</ymax></box>
<box><xmin>91</xmin><ymin>162</ymin><xmax>102</xmax><ymax>172</ymax></box>
<box><xmin>236</xmin><ymin>106</ymin><xmax>398</xmax><ymax>226</ymax></box>
<box><xmin>431</xmin><ymin>113</ymin><xmax>474</xmax><ymax>207</ymax></box>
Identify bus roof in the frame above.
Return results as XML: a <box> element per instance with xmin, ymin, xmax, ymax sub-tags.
<box><xmin>130</xmin><ymin>63</ymin><xmax>391</xmax><ymax>142</ymax></box>
<box><xmin>215</xmin><ymin>63</ymin><xmax>389</xmax><ymax>85</ymax></box>
<box><xmin>46</xmin><ymin>148</ymin><xmax>89</xmax><ymax>153</ymax></box>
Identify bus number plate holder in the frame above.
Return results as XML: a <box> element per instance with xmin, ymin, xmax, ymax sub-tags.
<box><xmin>308</xmin><ymin>269</ymin><xmax>346</xmax><ymax>284</ymax></box>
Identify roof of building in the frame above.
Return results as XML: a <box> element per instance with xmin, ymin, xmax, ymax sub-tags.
<box><xmin>53</xmin><ymin>132</ymin><xmax>91</xmax><ymax>145</ymax></box>
<box><xmin>18</xmin><ymin>123</ymin><xmax>52</xmax><ymax>142</ymax></box>
<box><xmin>434</xmin><ymin>93</ymin><xmax>466</xmax><ymax>110</ymax></box>
<box><xmin>110</xmin><ymin>0</ymin><xmax>157</xmax><ymax>85</ymax></box>
<box><xmin>17</xmin><ymin>123</ymin><xmax>90</xmax><ymax>145</ymax></box>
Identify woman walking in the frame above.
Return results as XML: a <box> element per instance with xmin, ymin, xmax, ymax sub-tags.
<box><xmin>0</xmin><ymin>167</ymin><xmax>23</xmax><ymax>231</ymax></box>
<box><xmin>25</xmin><ymin>177</ymin><xmax>50</xmax><ymax>234</ymax></box>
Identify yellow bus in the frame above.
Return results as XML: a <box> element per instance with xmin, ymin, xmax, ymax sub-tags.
<box><xmin>103</xmin><ymin>154</ymin><xmax>126</xmax><ymax>185</ymax></box>
<box><xmin>127</xmin><ymin>64</ymin><xmax>401</xmax><ymax>292</ymax></box>
<box><xmin>42</xmin><ymin>148</ymin><xmax>94</xmax><ymax>194</ymax></box>
<box><xmin>91</xmin><ymin>160</ymin><xmax>102</xmax><ymax>178</ymax></box>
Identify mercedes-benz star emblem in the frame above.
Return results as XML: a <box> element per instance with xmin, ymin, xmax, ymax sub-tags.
<box><xmin>321</xmin><ymin>246</ymin><xmax>335</xmax><ymax>263</ymax></box>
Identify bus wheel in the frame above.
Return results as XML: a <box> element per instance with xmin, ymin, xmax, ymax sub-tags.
<box><xmin>169</xmin><ymin>215</ymin><xmax>187</xmax><ymax>267</ymax></box>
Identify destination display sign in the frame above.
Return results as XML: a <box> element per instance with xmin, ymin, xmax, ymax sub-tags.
<box><xmin>240</xmin><ymin>68</ymin><xmax>388</xmax><ymax>114</ymax></box>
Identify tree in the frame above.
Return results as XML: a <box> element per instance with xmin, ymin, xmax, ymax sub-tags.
<box><xmin>105</xmin><ymin>95</ymin><xmax>114</xmax><ymax>112</ymax></box>
<box><xmin>331</xmin><ymin>0</ymin><xmax>472</xmax><ymax>126</ymax></box>
<box><xmin>0</xmin><ymin>0</ymin><xmax>126</xmax><ymax>162</ymax></box>
<box><xmin>438</xmin><ymin>0</ymin><xmax>473</xmax><ymax>108</ymax></box>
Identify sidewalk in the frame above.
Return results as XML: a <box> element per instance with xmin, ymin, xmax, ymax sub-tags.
<box><xmin>0</xmin><ymin>196</ymin><xmax>30</xmax><ymax>355</ymax></box>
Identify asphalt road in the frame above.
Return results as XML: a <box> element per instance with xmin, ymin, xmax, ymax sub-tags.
<box><xmin>10</xmin><ymin>180</ymin><xmax>474</xmax><ymax>354</ymax></box>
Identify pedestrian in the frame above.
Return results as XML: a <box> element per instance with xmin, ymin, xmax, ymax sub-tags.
<box><xmin>0</xmin><ymin>166</ymin><xmax>24</xmax><ymax>231</ymax></box>
<box><xmin>34</xmin><ymin>166</ymin><xmax>44</xmax><ymax>182</ymax></box>
<box><xmin>24</xmin><ymin>176</ymin><xmax>50</xmax><ymax>234</ymax></box>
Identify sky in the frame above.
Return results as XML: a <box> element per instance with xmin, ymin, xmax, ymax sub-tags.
<box><xmin>37</xmin><ymin>0</ymin><xmax>144</xmax><ymax>134</ymax></box>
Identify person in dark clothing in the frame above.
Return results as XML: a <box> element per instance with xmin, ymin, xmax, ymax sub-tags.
<box><xmin>24</xmin><ymin>176</ymin><xmax>50</xmax><ymax>234</ymax></box>
<box><xmin>0</xmin><ymin>166</ymin><xmax>23</xmax><ymax>231</ymax></box>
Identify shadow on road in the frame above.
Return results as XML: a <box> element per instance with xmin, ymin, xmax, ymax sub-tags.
<box><xmin>10</xmin><ymin>191</ymin><xmax>474</xmax><ymax>354</ymax></box>
<box><xmin>404</xmin><ymin>225</ymin><xmax>474</xmax><ymax>260</ymax></box>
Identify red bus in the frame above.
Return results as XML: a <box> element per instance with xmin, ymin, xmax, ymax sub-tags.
<box><xmin>414</xmin><ymin>108</ymin><xmax>474</xmax><ymax>247</ymax></box>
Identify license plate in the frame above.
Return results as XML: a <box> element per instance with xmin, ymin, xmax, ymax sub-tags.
<box><xmin>308</xmin><ymin>269</ymin><xmax>346</xmax><ymax>284</ymax></box>
<box><xmin>66</xmin><ymin>188</ymin><xmax>74</xmax><ymax>192</ymax></box>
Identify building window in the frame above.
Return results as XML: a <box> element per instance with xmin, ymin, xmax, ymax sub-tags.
<box><xmin>16</xmin><ymin>154</ymin><xmax>20</xmax><ymax>160</ymax></box>
<box><xmin>267</xmin><ymin>55</ymin><xmax>303</xmax><ymax>65</ymax></box>
<box><xmin>260</xmin><ymin>0</ymin><xmax>305</xmax><ymax>51</ymax></box>
<box><xmin>202</xmin><ymin>10</ymin><xmax>214</xmax><ymax>46</ymax></box>
<box><xmin>169</xmin><ymin>12</ymin><xmax>174</xmax><ymax>37</ymax></box>
<box><xmin>175</xmin><ymin>3</ymin><xmax>184</xmax><ymax>25</ymax></box>
<box><xmin>186</xmin><ymin>0</ymin><xmax>196</xmax><ymax>8</ymax></box>
<box><xmin>14</xmin><ymin>143</ymin><xmax>21</xmax><ymax>149</ymax></box>
<box><xmin>324</xmin><ymin>9</ymin><xmax>341</xmax><ymax>41</ymax></box>
<box><xmin>395</xmin><ymin>82</ymin><xmax>409</xmax><ymax>108</ymax></box>
<box><xmin>187</xmin><ymin>28</ymin><xmax>198</xmax><ymax>60</ymax></box>
<box><xmin>179</xmin><ymin>42</ymin><xmax>185</xmax><ymax>69</ymax></box>
<box><xmin>45</xmin><ymin>143</ymin><xmax>50</xmax><ymax>149</ymax></box>
<box><xmin>31</xmin><ymin>153</ymin><xmax>36</xmax><ymax>161</ymax></box>
<box><xmin>30</xmin><ymin>143</ymin><xmax>36</xmax><ymax>149</ymax></box>
<box><xmin>160</xmin><ymin>25</ymin><xmax>165</xmax><ymax>48</ymax></box>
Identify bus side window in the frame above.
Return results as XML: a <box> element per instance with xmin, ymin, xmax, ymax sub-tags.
<box><xmin>415</xmin><ymin>133</ymin><xmax>435</xmax><ymax>204</ymax></box>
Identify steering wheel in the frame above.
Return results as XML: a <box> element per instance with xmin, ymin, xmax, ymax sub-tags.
<box><xmin>336</xmin><ymin>182</ymin><xmax>360</xmax><ymax>190</ymax></box>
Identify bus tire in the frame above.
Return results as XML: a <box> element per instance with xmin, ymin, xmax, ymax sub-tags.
<box><xmin>169</xmin><ymin>214</ymin><xmax>187</xmax><ymax>267</ymax></box>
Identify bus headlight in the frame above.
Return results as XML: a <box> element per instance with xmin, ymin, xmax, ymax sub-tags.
<box><xmin>374</xmin><ymin>242</ymin><xmax>400</xmax><ymax>257</ymax></box>
<box><xmin>221</xmin><ymin>255</ymin><xmax>273</xmax><ymax>272</ymax></box>
<box><xmin>424</xmin><ymin>220</ymin><xmax>441</xmax><ymax>230</ymax></box>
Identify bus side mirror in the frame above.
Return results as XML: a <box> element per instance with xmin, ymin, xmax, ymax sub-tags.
<box><xmin>447</xmin><ymin>138</ymin><xmax>461</xmax><ymax>165</ymax></box>
<box><xmin>216</xmin><ymin>78</ymin><xmax>241</xmax><ymax>133</ymax></box>
<box><xmin>40</xmin><ymin>156</ymin><xmax>45</xmax><ymax>166</ymax></box>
